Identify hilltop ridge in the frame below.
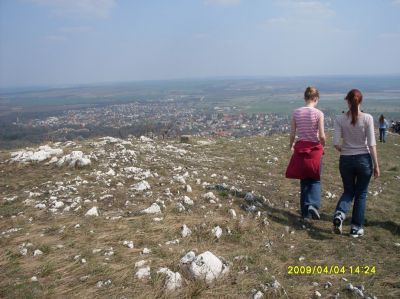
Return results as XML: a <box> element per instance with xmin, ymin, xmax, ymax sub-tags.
<box><xmin>0</xmin><ymin>134</ymin><xmax>399</xmax><ymax>298</ymax></box>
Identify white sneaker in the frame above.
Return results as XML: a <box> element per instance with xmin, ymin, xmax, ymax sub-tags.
<box><xmin>333</xmin><ymin>213</ymin><xmax>343</xmax><ymax>234</ymax></box>
<box><xmin>350</xmin><ymin>226</ymin><xmax>364</xmax><ymax>238</ymax></box>
<box><xmin>308</xmin><ymin>205</ymin><xmax>320</xmax><ymax>220</ymax></box>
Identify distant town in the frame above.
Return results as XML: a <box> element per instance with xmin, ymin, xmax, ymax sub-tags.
<box><xmin>10</xmin><ymin>98</ymin><xmax>338</xmax><ymax>142</ymax></box>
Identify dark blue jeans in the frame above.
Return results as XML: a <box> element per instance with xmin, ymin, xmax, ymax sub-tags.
<box><xmin>300</xmin><ymin>179</ymin><xmax>321</xmax><ymax>218</ymax></box>
<box><xmin>379</xmin><ymin>128</ymin><xmax>386</xmax><ymax>142</ymax></box>
<box><xmin>335</xmin><ymin>154</ymin><xmax>373</xmax><ymax>227</ymax></box>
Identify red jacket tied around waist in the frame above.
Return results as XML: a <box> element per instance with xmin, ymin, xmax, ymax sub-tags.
<box><xmin>285</xmin><ymin>140</ymin><xmax>324</xmax><ymax>180</ymax></box>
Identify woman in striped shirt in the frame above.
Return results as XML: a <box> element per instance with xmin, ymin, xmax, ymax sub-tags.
<box><xmin>333</xmin><ymin>89</ymin><xmax>380</xmax><ymax>237</ymax></box>
<box><xmin>288</xmin><ymin>86</ymin><xmax>326</xmax><ymax>221</ymax></box>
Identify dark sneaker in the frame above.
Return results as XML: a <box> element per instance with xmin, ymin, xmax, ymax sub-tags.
<box><xmin>350</xmin><ymin>226</ymin><xmax>364</xmax><ymax>238</ymax></box>
<box><xmin>308</xmin><ymin>205</ymin><xmax>320</xmax><ymax>220</ymax></box>
<box><xmin>333</xmin><ymin>213</ymin><xmax>343</xmax><ymax>234</ymax></box>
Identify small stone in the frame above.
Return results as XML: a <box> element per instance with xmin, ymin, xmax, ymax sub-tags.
<box><xmin>229</xmin><ymin>209</ymin><xmax>237</xmax><ymax>219</ymax></box>
<box><xmin>135</xmin><ymin>266</ymin><xmax>151</xmax><ymax>279</ymax></box>
<box><xmin>85</xmin><ymin>207</ymin><xmax>99</xmax><ymax>217</ymax></box>
<box><xmin>298</xmin><ymin>256</ymin><xmax>305</xmax><ymax>262</ymax></box>
<box><xmin>33</xmin><ymin>249</ymin><xmax>43</xmax><ymax>257</ymax></box>
<box><xmin>141</xmin><ymin>203</ymin><xmax>161</xmax><ymax>214</ymax></box>
<box><xmin>312</xmin><ymin>282</ymin><xmax>319</xmax><ymax>287</ymax></box>
<box><xmin>212</xmin><ymin>226</ymin><xmax>223</xmax><ymax>239</ymax></box>
<box><xmin>80</xmin><ymin>275</ymin><xmax>90</xmax><ymax>282</ymax></box>
<box><xmin>157</xmin><ymin>267</ymin><xmax>182</xmax><ymax>291</ymax></box>
<box><xmin>272</xmin><ymin>280</ymin><xmax>281</xmax><ymax>289</ymax></box>
<box><xmin>253</xmin><ymin>291</ymin><xmax>264</xmax><ymax>299</ymax></box>
<box><xmin>182</xmin><ymin>196</ymin><xmax>194</xmax><ymax>206</ymax></box>
<box><xmin>123</xmin><ymin>240</ymin><xmax>134</xmax><ymax>248</ymax></box>
<box><xmin>346</xmin><ymin>283</ymin><xmax>354</xmax><ymax>291</ymax></box>
<box><xmin>31</xmin><ymin>276</ymin><xmax>38</xmax><ymax>282</ymax></box>
<box><xmin>142</xmin><ymin>248</ymin><xmax>151</xmax><ymax>255</ymax></box>
<box><xmin>325</xmin><ymin>281</ymin><xmax>333</xmax><ymax>289</ymax></box>
<box><xmin>314</xmin><ymin>290</ymin><xmax>322</xmax><ymax>298</ymax></box>
<box><xmin>181</xmin><ymin>224</ymin><xmax>192</xmax><ymax>238</ymax></box>
<box><xmin>135</xmin><ymin>260</ymin><xmax>147</xmax><ymax>268</ymax></box>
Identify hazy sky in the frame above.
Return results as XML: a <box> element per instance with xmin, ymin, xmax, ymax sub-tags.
<box><xmin>1</xmin><ymin>0</ymin><xmax>400</xmax><ymax>87</ymax></box>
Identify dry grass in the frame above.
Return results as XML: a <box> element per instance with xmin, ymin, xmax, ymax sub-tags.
<box><xmin>0</xmin><ymin>133</ymin><xmax>399</xmax><ymax>298</ymax></box>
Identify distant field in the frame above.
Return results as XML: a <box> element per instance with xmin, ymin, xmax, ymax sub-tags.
<box><xmin>1</xmin><ymin>76</ymin><xmax>400</xmax><ymax>119</ymax></box>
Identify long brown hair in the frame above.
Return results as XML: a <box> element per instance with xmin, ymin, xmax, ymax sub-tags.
<box><xmin>345</xmin><ymin>89</ymin><xmax>363</xmax><ymax>125</ymax></box>
<box><xmin>379</xmin><ymin>114</ymin><xmax>385</xmax><ymax>124</ymax></box>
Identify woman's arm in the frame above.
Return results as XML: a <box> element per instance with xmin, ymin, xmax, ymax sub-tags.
<box><xmin>318</xmin><ymin>114</ymin><xmax>326</xmax><ymax>146</ymax></box>
<box><xmin>289</xmin><ymin>116</ymin><xmax>296</xmax><ymax>151</ymax></box>
<box><xmin>366</xmin><ymin>115</ymin><xmax>379</xmax><ymax>178</ymax></box>
<box><xmin>368</xmin><ymin>145</ymin><xmax>380</xmax><ymax>178</ymax></box>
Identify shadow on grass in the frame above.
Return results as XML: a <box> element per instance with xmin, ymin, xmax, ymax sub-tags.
<box><xmin>365</xmin><ymin>220</ymin><xmax>400</xmax><ymax>236</ymax></box>
<box><xmin>262</xmin><ymin>204</ymin><xmax>334</xmax><ymax>241</ymax></box>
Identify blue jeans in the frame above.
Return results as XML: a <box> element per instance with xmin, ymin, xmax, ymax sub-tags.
<box><xmin>300</xmin><ymin>179</ymin><xmax>321</xmax><ymax>218</ymax></box>
<box><xmin>335</xmin><ymin>154</ymin><xmax>373</xmax><ymax>227</ymax></box>
<box><xmin>379</xmin><ymin>128</ymin><xmax>386</xmax><ymax>142</ymax></box>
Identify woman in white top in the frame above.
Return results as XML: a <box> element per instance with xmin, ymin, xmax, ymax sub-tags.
<box><xmin>333</xmin><ymin>89</ymin><xmax>380</xmax><ymax>237</ymax></box>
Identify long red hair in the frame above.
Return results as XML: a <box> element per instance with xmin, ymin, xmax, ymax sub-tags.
<box><xmin>345</xmin><ymin>89</ymin><xmax>363</xmax><ymax>125</ymax></box>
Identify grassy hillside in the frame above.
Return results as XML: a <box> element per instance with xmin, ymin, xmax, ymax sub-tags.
<box><xmin>0</xmin><ymin>132</ymin><xmax>399</xmax><ymax>298</ymax></box>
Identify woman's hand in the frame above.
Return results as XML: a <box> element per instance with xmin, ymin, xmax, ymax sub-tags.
<box><xmin>334</xmin><ymin>145</ymin><xmax>342</xmax><ymax>152</ymax></box>
<box><xmin>374</xmin><ymin>166</ymin><xmax>380</xmax><ymax>178</ymax></box>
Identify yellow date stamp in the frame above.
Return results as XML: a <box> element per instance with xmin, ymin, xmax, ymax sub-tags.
<box><xmin>287</xmin><ymin>265</ymin><xmax>376</xmax><ymax>275</ymax></box>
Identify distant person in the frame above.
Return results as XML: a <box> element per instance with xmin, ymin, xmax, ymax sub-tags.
<box><xmin>333</xmin><ymin>89</ymin><xmax>380</xmax><ymax>237</ymax></box>
<box><xmin>378</xmin><ymin>114</ymin><xmax>389</xmax><ymax>142</ymax></box>
<box><xmin>286</xmin><ymin>86</ymin><xmax>326</xmax><ymax>222</ymax></box>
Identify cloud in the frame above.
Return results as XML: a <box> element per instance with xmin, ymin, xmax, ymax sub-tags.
<box><xmin>28</xmin><ymin>0</ymin><xmax>116</xmax><ymax>18</ymax></box>
<box><xmin>204</xmin><ymin>0</ymin><xmax>241</xmax><ymax>6</ymax></box>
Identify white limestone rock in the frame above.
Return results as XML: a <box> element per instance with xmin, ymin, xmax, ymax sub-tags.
<box><xmin>132</xmin><ymin>180</ymin><xmax>151</xmax><ymax>192</ymax></box>
<box><xmin>139</xmin><ymin>136</ymin><xmax>153</xmax><ymax>142</ymax></box>
<box><xmin>203</xmin><ymin>192</ymin><xmax>217</xmax><ymax>202</ymax></box>
<box><xmin>53</xmin><ymin>201</ymin><xmax>65</xmax><ymax>209</ymax></box>
<box><xmin>135</xmin><ymin>266</ymin><xmax>151</xmax><ymax>279</ymax></box>
<box><xmin>253</xmin><ymin>291</ymin><xmax>264</xmax><ymax>299</ymax></box>
<box><xmin>57</xmin><ymin>151</ymin><xmax>91</xmax><ymax>168</ymax></box>
<box><xmin>157</xmin><ymin>268</ymin><xmax>183</xmax><ymax>291</ymax></box>
<box><xmin>212</xmin><ymin>226</ymin><xmax>223</xmax><ymax>239</ymax></box>
<box><xmin>33</xmin><ymin>249</ymin><xmax>43</xmax><ymax>257</ymax></box>
<box><xmin>123</xmin><ymin>240</ymin><xmax>134</xmax><ymax>249</ymax></box>
<box><xmin>186</xmin><ymin>185</ymin><xmax>192</xmax><ymax>193</ymax></box>
<box><xmin>181</xmin><ymin>224</ymin><xmax>192</xmax><ymax>238</ymax></box>
<box><xmin>85</xmin><ymin>207</ymin><xmax>99</xmax><ymax>217</ymax></box>
<box><xmin>176</xmin><ymin>202</ymin><xmax>186</xmax><ymax>212</ymax></box>
<box><xmin>179</xmin><ymin>251</ymin><xmax>229</xmax><ymax>284</ymax></box>
<box><xmin>10</xmin><ymin>145</ymin><xmax>63</xmax><ymax>163</ymax></box>
<box><xmin>35</xmin><ymin>203</ymin><xmax>47</xmax><ymax>209</ymax></box>
<box><xmin>141</xmin><ymin>203</ymin><xmax>161</xmax><ymax>214</ymax></box>
<box><xmin>31</xmin><ymin>276</ymin><xmax>38</xmax><ymax>282</ymax></box>
<box><xmin>182</xmin><ymin>196</ymin><xmax>194</xmax><ymax>206</ymax></box>
<box><xmin>135</xmin><ymin>260</ymin><xmax>147</xmax><ymax>268</ymax></box>
<box><xmin>141</xmin><ymin>248</ymin><xmax>152</xmax><ymax>255</ymax></box>
<box><xmin>229</xmin><ymin>209</ymin><xmax>237</xmax><ymax>219</ymax></box>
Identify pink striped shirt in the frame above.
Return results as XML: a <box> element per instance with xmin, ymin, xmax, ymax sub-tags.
<box><xmin>293</xmin><ymin>106</ymin><xmax>323</xmax><ymax>143</ymax></box>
